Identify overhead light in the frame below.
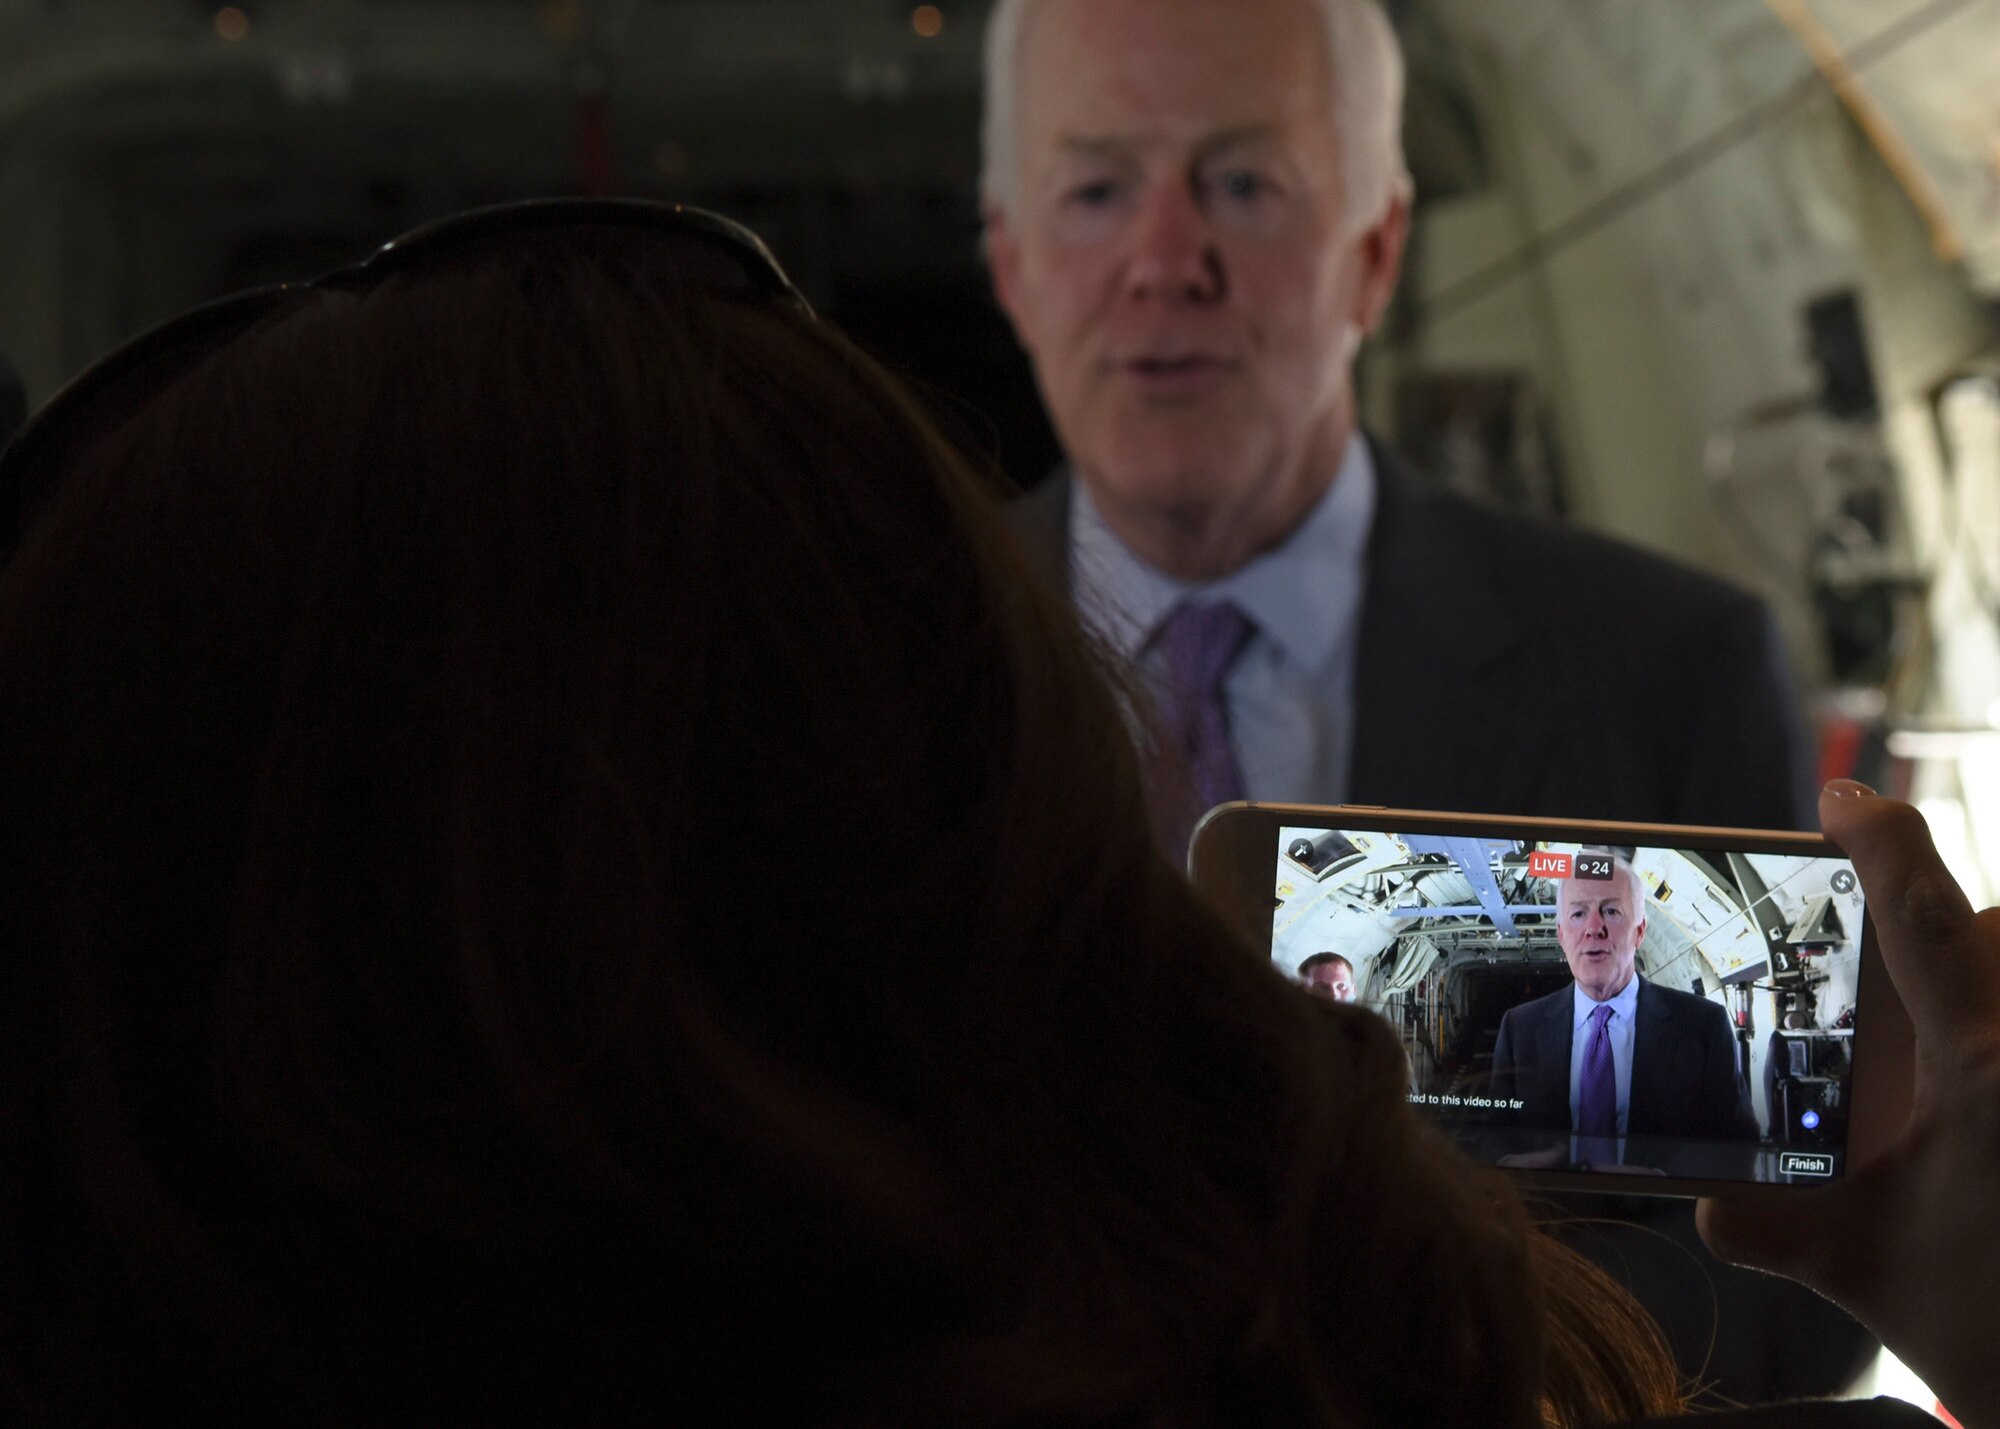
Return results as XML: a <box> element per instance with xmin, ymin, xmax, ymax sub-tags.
<box><xmin>214</xmin><ymin>6</ymin><xmax>250</xmax><ymax>42</ymax></box>
<box><xmin>911</xmin><ymin>5</ymin><xmax>944</xmax><ymax>39</ymax></box>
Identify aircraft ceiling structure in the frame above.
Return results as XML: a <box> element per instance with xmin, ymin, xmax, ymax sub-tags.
<box><xmin>0</xmin><ymin>0</ymin><xmax>1490</xmax><ymax>238</ymax></box>
<box><xmin>0</xmin><ymin>0</ymin><xmax>987</xmax><ymax>196</ymax></box>
<box><xmin>2</xmin><ymin>1</ymin><xmax>1990</xmax><ymax>303</ymax></box>
<box><xmin>1425</xmin><ymin>0</ymin><xmax>1998</xmax><ymax>415</ymax></box>
<box><xmin>1781</xmin><ymin>0</ymin><xmax>2000</xmax><ymax>294</ymax></box>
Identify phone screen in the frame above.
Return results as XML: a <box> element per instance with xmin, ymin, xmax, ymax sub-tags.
<box><xmin>1272</xmin><ymin>822</ymin><xmax>1866</xmax><ymax>1185</ymax></box>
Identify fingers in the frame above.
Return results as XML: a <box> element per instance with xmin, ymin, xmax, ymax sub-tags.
<box><xmin>1819</xmin><ymin>783</ymin><xmax>2000</xmax><ymax>1054</ymax></box>
<box><xmin>1696</xmin><ymin>1176</ymin><xmax>1881</xmax><ymax>1309</ymax></box>
<box><xmin>1697</xmin><ymin>790</ymin><xmax>2000</xmax><ymax>1408</ymax></box>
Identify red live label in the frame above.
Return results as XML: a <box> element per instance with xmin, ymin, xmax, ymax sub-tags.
<box><xmin>1529</xmin><ymin>850</ymin><xmax>1572</xmax><ymax>879</ymax></box>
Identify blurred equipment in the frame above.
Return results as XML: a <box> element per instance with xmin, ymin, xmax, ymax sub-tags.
<box><xmin>1705</xmin><ymin>291</ymin><xmax>1924</xmax><ymax>696</ymax></box>
<box><xmin>1806</xmin><ymin>290</ymin><xmax>1880</xmax><ymax>422</ymax></box>
<box><xmin>1285</xmin><ymin>829</ymin><xmax>1368</xmax><ymax>881</ymax></box>
<box><xmin>1765</xmin><ymin>973</ymin><xmax>1854</xmax><ymax>1149</ymax></box>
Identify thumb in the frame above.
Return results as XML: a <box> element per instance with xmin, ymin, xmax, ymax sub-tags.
<box><xmin>1697</xmin><ymin>1156</ymin><xmax>1893</xmax><ymax>1311</ymax></box>
<box><xmin>1819</xmin><ymin>784</ymin><xmax>2000</xmax><ymax>1056</ymax></box>
<box><xmin>1696</xmin><ymin>1192</ymin><xmax>1821</xmax><ymax>1283</ymax></box>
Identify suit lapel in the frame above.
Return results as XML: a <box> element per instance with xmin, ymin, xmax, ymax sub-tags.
<box><xmin>1347</xmin><ymin>443</ymin><xmax>1540</xmax><ymax>811</ymax></box>
<box><xmin>1628</xmin><ymin>979</ymin><xmax>1675</xmax><ymax>1134</ymax></box>
<box><xmin>1536</xmin><ymin>990</ymin><xmax>1573</xmax><ymax>1127</ymax></box>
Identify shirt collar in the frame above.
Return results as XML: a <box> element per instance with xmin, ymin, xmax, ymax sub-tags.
<box><xmin>1068</xmin><ymin>434</ymin><xmax>1376</xmax><ymax>672</ymax></box>
<box><xmin>1573</xmin><ymin>971</ymin><xmax>1643</xmax><ymax>1026</ymax></box>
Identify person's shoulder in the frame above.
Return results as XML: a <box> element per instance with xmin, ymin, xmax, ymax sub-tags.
<box><xmin>1369</xmin><ymin>440</ymin><xmax>1761</xmax><ymax>620</ymax></box>
<box><xmin>1617</xmin><ymin>1396</ymin><xmax>1938</xmax><ymax>1427</ymax></box>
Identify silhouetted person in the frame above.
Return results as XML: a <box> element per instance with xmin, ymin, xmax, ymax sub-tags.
<box><xmin>0</xmin><ymin>203</ymin><xmax>1955</xmax><ymax>1428</ymax></box>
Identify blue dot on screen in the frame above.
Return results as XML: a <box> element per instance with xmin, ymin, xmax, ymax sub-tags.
<box><xmin>1801</xmin><ymin>1110</ymin><xmax>1821</xmax><ymax>1130</ymax></box>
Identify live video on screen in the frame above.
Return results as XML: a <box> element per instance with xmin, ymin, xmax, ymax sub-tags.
<box><xmin>1274</xmin><ymin>827</ymin><xmax>1865</xmax><ymax>1184</ymax></box>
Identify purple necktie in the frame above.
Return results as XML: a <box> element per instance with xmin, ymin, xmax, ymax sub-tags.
<box><xmin>1577</xmin><ymin>1002</ymin><xmax>1618</xmax><ymax>1167</ymax></box>
<box><xmin>1152</xmin><ymin>600</ymin><xmax>1255</xmax><ymax>860</ymax></box>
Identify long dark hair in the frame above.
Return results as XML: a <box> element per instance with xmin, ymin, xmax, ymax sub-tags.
<box><xmin>0</xmin><ymin>236</ymin><xmax>1675</xmax><ymax>1425</ymax></box>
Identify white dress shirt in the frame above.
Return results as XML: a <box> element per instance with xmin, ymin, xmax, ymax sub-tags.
<box><xmin>1067</xmin><ymin>435</ymin><xmax>1377</xmax><ymax>805</ymax></box>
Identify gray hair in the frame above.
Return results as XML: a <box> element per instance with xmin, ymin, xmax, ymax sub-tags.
<box><xmin>979</xmin><ymin>0</ymin><xmax>1412</xmax><ymax>230</ymax></box>
<box><xmin>1550</xmin><ymin>853</ymin><xmax>1648</xmax><ymax>919</ymax></box>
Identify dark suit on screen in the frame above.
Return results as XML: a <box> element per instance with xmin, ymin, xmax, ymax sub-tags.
<box><xmin>1008</xmin><ymin>439</ymin><xmax>1817</xmax><ymax>831</ymax></box>
<box><xmin>1489</xmin><ymin>977</ymin><xmax>1759</xmax><ymax>1143</ymax></box>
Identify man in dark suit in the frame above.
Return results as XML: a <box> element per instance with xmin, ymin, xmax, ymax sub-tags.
<box><xmin>1490</xmin><ymin>855</ymin><xmax>1758</xmax><ymax>1167</ymax></box>
<box><xmin>1009</xmin><ymin>441</ymin><xmax>1813</xmax><ymax>835</ymax></box>
<box><xmin>981</xmin><ymin>0</ymin><xmax>1815</xmax><ymax>851</ymax></box>
<box><xmin>979</xmin><ymin>0</ymin><xmax>1851</xmax><ymax>1398</ymax></box>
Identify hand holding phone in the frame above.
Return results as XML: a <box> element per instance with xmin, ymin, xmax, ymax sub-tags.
<box><xmin>1700</xmin><ymin>784</ymin><xmax>2000</xmax><ymax>1427</ymax></box>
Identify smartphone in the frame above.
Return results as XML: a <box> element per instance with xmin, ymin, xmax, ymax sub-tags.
<box><xmin>1190</xmin><ymin>803</ymin><xmax>1913</xmax><ymax>1198</ymax></box>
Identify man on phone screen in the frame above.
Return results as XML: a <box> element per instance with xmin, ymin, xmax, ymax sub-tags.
<box><xmin>1489</xmin><ymin>855</ymin><xmax>1758</xmax><ymax>1164</ymax></box>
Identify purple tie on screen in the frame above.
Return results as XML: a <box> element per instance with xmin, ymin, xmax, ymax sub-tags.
<box><xmin>1153</xmin><ymin>599</ymin><xmax>1255</xmax><ymax>859</ymax></box>
<box><xmin>1577</xmin><ymin>1002</ymin><xmax>1618</xmax><ymax>1167</ymax></box>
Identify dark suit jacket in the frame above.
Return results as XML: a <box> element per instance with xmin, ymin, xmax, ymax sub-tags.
<box><xmin>1489</xmin><ymin>978</ymin><xmax>1760</xmax><ymax>1141</ymax></box>
<box><xmin>1007</xmin><ymin>440</ymin><xmax>1817</xmax><ymax>830</ymax></box>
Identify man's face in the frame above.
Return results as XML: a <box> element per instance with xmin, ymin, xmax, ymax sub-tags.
<box><xmin>1304</xmin><ymin>960</ymin><xmax>1356</xmax><ymax>1002</ymax></box>
<box><xmin>1555</xmin><ymin>868</ymin><xmax>1647</xmax><ymax>1002</ymax></box>
<box><xmin>985</xmin><ymin>0</ymin><xmax>1408</xmax><ymax>580</ymax></box>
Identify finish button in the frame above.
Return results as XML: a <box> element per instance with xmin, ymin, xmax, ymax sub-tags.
<box><xmin>1780</xmin><ymin>1151</ymin><xmax>1835</xmax><ymax>1177</ymax></box>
